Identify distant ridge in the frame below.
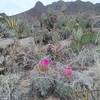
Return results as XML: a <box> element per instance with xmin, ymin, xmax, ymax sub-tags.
<box><xmin>11</xmin><ymin>0</ymin><xmax>100</xmax><ymax>21</ymax></box>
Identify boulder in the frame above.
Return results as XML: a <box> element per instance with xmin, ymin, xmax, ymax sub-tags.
<box><xmin>18</xmin><ymin>37</ymin><xmax>35</xmax><ymax>49</ymax></box>
<box><xmin>0</xmin><ymin>38</ymin><xmax>14</xmax><ymax>49</ymax></box>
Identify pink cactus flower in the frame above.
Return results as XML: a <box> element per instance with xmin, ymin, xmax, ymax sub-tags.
<box><xmin>38</xmin><ymin>58</ymin><xmax>50</xmax><ymax>72</ymax></box>
<box><xmin>63</xmin><ymin>66</ymin><xmax>73</xmax><ymax>78</ymax></box>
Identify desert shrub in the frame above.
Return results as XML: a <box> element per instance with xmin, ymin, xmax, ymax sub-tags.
<box><xmin>30</xmin><ymin>77</ymin><xmax>55</xmax><ymax>99</ymax></box>
<box><xmin>0</xmin><ymin>22</ymin><xmax>12</xmax><ymax>38</ymax></box>
<box><xmin>56</xmin><ymin>12</ymin><xmax>66</xmax><ymax>28</ymax></box>
<box><xmin>93</xmin><ymin>32</ymin><xmax>100</xmax><ymax>45</ymax></box>
<box><xmin>51</xmin><ymin>31</ymin><xmax>61</xmax><ymax>43</ymax></box>
<box><xmin>77</xmin><ymin>18</ymin><xmax>92</xmax><ymax>31</ymax></box>
<box><xmin>61</xmin><ymin>25</ymin><xmax>72</xmax><ymax>40</ymax></box>
<box><xmin>73</xmin><ymin>83</ymin><xmax>94</xmax><ymax>100</ymax></box>
<box><xmin>61</xmin><ymin>31</ymin><xmax>69</xmax><ymax>40</ymax></box>
<box><xmin>80</xmin><ymin>32</ymin><xmax>100</xmax><ymax>45</ymax></box>
<box><xmin>0</xmin><ymin>13</ymin><xmax>9</xmax><ymax>23</ymax></box>
<box><xmin>70</xmin><ymin>41</ymin><xmax>82</xmax><ymax>53</ymax></box>
<box><xmin>56</xmin><ymin>18</ymin><xmax>76</xmax><ymax>40</ymax></box>
<box><xmin>42</xmin><ymin>33</ymin><xmax>52</xmax><ymax>45</ymax></box>
<box><xmin>0</xmin><ymin>23</ymin><xmax>7</xmax><ymax>37</ymax></box>
<box><xmin>40</xmin><ymin>13</ymin><xmax>57</xmax><ymax>31</ymax></box>
<box><xmin>0</xmin><ymin>74</ymin><xmax>21</xmax><ymax>100</ymax></box>
<box><xmin>3</xmin><ymin>17</ymin><xmax>31</xmax><ymax>38</ymax></box>
<box><xmin>54</xmin><ymin>82</ymin><xmax>73</xmax><ymax>100</ymax></box>
<box><xmin>15</xmin><ymin>22</ymin><xmax>26</xmax><ymax>38</ymax></box>
<box><xmin>72</xmin><ymin>27</ymin><xmax>83</xmax><ymax>42</ymax></box>
<box><xmin>70</xmin><ymin>28</ymin><xmax>83</xmax><ymax>53</ymax></box>
<box><xmin>30</xmin><ymin>77</ymin><xmax>74</xmax><ymax>100</ymax></box>
<box><xmin>71</xmin><ymin>28</ymin><xmax>97</xmax><ymax>52</ymax></box>
<box><xmin>16</xmin><ymin>19</ymin><xmax>31</xmax><ymax>38</ymax></box>
<box><xmin>80</xmin><ymin>32</ymin><xmax>94</xmax><ymax>45</ymax></box>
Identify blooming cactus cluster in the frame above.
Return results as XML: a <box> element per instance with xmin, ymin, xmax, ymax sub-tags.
<box><xmin>38</xmin><ymin>58</ymin><xmax>50</xmax><ymax>72</ymax></box>
<box><xmin>63</xmin><ymin>66</ymin><xmax>73</xmax><ymax>78</ymax></box>
<box><xmin>38</xmin><ymin>58</ymin><xmax>73</xmax><ymax>78</ymax></box>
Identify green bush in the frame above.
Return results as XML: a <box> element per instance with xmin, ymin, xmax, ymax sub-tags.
<box><xmin>93</xmin><ymin>32</ymin><xmax>100</xmax><ymax>45</ymax></box>
<box><xmin>52</xmin><ymin>31</ymin><xmax>61</xmax><ymax>43</ymax></box>
<box><xmin>71</xmin><ymin>30</ymin><xmax>96</xmax><ymax>52</ymax></box>
<box><xmin>30</xmin><ymin>77</ymin><xmax>73</xmax><ymax>100</ymax></box>
<box><xmin>30</xmin><ymin>78</ymin><xmax>55</xmax><ymax>99</ymax></box>
<box><xmin>54</xmin><ymin>82</ymin><xmax>73</xmax><ymax>100</ymax></box>
<box><xmin>80</xmin><ymin>32</ymin><xmax>93</xmax><ymax>45</ymax></box>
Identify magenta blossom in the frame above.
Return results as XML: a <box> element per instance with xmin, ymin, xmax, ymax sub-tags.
<box><xmin>38</xmin><ymin>58</ymin><xmax>50</xmax><ymax>71</ymax></box>
<box><xmin>63</xmin><ymin>66</ymin><xmax>73</xmax><ymax>78</ymax></box>
<box><xmin>39</xmin><ymin>58</ymin><xmax>49</xmax><ymax>66</ymax></box>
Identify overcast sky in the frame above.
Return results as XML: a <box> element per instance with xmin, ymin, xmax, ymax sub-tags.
<box><xmin>0</xmin><ymin>0</ymin><xmax>100</xmax><ymax>16</ymax></box>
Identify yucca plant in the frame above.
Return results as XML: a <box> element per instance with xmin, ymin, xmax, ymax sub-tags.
<box><xmin>4</xmin><ymin>17</ymin><xmax>31</xmax><ymax>38</ymax></box>
<box><xmin>5</xmin><ymin>17</ymin><xmax>17</xmax><ymax>30</ymax></box>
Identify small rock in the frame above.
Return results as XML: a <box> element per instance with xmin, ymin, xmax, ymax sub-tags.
<box><xmin>0</xmin><ymin>55</ymin><xmax>4</xmax><ymax>64</ymax></box>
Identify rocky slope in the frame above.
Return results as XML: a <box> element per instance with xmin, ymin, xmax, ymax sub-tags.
<box><xmin>13</xmin><ymin>0</ymin><xmax>100</xmax><ymax>22</ymax></box>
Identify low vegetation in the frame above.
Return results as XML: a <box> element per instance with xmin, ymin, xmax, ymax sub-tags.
<box><xmin>0</xmin><ymin>10</ymin><xmax>100</xmax><ymax>100</ymax></box>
